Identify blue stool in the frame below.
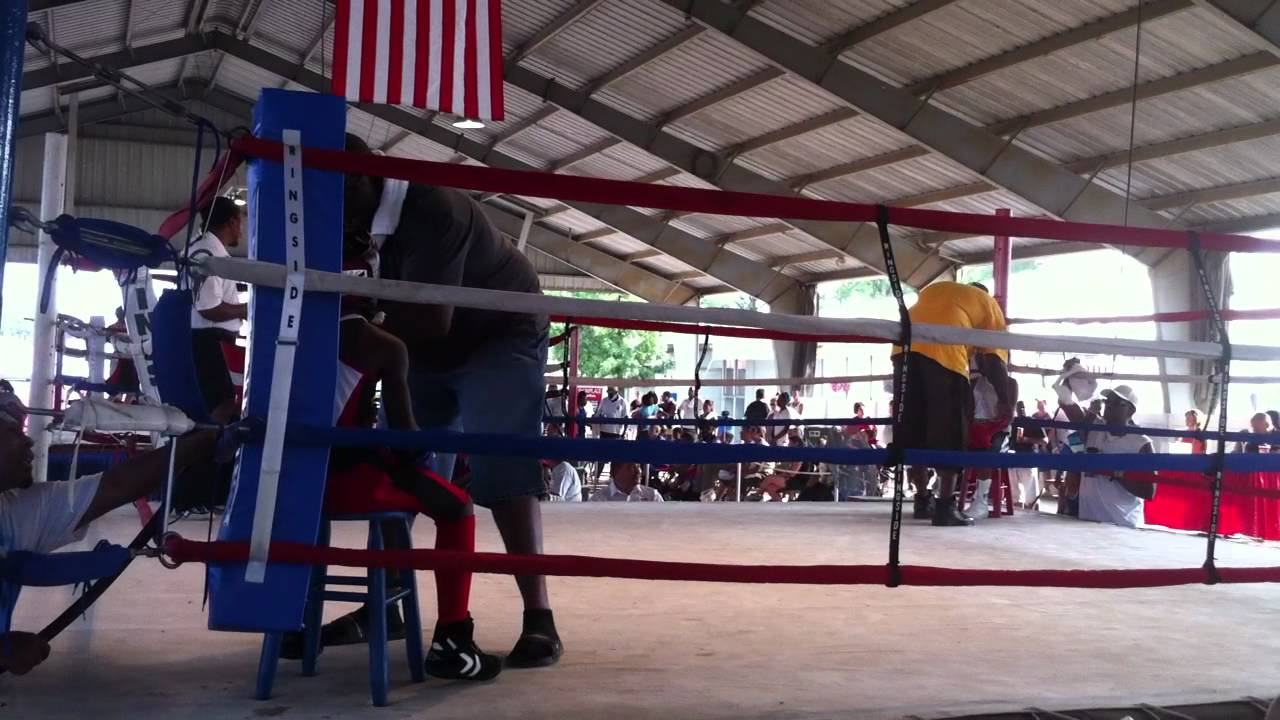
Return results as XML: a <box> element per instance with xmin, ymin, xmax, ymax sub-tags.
<box><xmin>256</xmin><ymin>512</ymin><xmax>425</xmax><ymax>707</ymax></box>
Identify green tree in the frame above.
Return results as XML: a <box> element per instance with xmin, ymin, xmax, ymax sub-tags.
<box><xmin>833</xmin><ymin>278</ymin><xmax>895</xmax><ymax>303</ymax></box>
<box><xmin>957</xmin><ymin>259</ymin><xmax>1041</xmax><ymax>287</ymax></box>
<box><xmin>549</xmin><ymin>292</ymin><xmax>675</xmax><ymax>379</ymax></box>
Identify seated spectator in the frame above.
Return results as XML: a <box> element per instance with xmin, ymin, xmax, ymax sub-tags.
<box><xmin>833</xmin><ymin>428</ymin><xmax>879</xmax><ymax>499</ymax></box>
<box><xmin>1269</xmin><ymin>411</ymin><xmax>1280</xmax><ymax>439</ymax></box>
<box><xmin>716</xmin><ymin>411</ymin><xmax>733</xmax><ymax>444</ymax></box>
<box><xmin>1057</xmin><ymin>380</ymin><xmax>1154</xmax><ymax>528</ymax></box>
<box><xmin>1235</xmin><ymin>412</ymin><xmax>1273</xmax><ymax>454</ymax></box>
<box><xmin>0</xmin><ymin>392</ymin><xmax>221</xmax><ymax>674</ymax></box>
<box><xmin>545</xmin><ymin>458</ymin><xmax>582</xmax><ymax>502</ymax></box>
<box><xmin>1182</xmin><ymin>409</ymin><xmax>1206</xmax><ymax>455</ymax></box>
<box><xmin>697</xmin><ymin>399</ymin><xmax>718</xmax><ymax>442</ymax></box>
<box><xmin>1011</xmin><ymin>400</ymin><xmax>1046</xmax><ymax>508</ymax></box>
<box><xmin>590</xmin><ymin>462</ymin><xmax>664</xmax><ymax>502</ymax></box>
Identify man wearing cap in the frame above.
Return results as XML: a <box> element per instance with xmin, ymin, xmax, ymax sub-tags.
<box><xmin>892</xmin><ymin>281</ymin><xmax>1013</xmax><ymax>526</ymax></box>
<box><xmin>1056</xmin><ymin>380</ymin><xmax>1155</xmax><ymax>528</ymax></box>
<box><xmin>0</xmin><ymin>391</ymin><xmax>220</xmax><ymax>674</ymax></box>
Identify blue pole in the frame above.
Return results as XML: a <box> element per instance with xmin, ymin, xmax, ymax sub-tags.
<box><xmin>0</xmin><ymin>0</ymin><xmax>29</xmax><ymax>326</ymax></box>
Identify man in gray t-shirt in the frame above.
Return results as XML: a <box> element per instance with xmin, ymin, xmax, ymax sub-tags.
<box><xmin>343</xmin><ymin>135</ymin><xmax>560</xmax><ymax>669</ymax></box>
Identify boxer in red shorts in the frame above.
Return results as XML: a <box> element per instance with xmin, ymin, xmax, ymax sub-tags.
<box><xmin>281</xmin><ymin>232</ymin><xmax>501</xmax><ymax>681</ymax></box>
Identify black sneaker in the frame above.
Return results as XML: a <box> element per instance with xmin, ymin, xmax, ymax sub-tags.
<box><xmin>424</xmin><ymin>616</ymin><xmax>502</xmax><ymax>681</ymax></box>
<box><xmin>932</xmin><ymin>496</ymin><xmax>974</xmax><ymax>527</ymax></box>
<box><xmin>279</xmin><ymin>605</ymin><xmax>406</xmax><ymax>660</ymax></box>
<box><xmin>912</xmin><ymin>492</ymin><xmax>935</xmax><ymax>520</ymax></box>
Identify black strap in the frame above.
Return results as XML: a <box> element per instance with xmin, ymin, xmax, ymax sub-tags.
<box><xmin>1188</xmin><ymin>233</ymin><xmax>1229</xmax><ymax>584</ymax></box>
<box><xmin>877</xmin><ymin>205</ymin><xmax>911</xmax><ymax>588</ymax></box>
<box><xmin>561</xmin><ymin>321</ymin><xmax>575</xmax><ymax>427</ymax></box>
<box><xmin>33</xmin><ymin>513</ymin><xmax>160</xmax><ymax>646</ymax></box>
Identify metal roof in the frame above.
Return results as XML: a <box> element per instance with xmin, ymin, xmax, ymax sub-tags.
<box><xmin>15</xmin><ymin>0</ymin><xmax>1280</xmax><ymax>301</ymax></box>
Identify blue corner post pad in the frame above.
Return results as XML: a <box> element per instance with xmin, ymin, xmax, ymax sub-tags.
<box><xmin>208</xmin><ymin>89</ymin><xmax>343</xmax><ymax>633</ymax></box>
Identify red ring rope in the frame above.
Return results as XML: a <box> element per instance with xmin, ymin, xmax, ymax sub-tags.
<box><xmin>230</xmin><ymin>137</ymin><xmax>1279</xmax><ymax>254</ymax></box>
<box><xmin>547</xmin><ymin>315</ymin><xmax>887</xmax><ymax>344</ymax></box>
<box><xmin>163</xmin><ymin>536</ymin><xmax>1280</xmax><ymax>589</ymax></box>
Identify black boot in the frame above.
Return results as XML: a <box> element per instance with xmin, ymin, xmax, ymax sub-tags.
<box><xmin>912</xmin><ymin>492</ymin><xmax>935</xmax><ymax>520</ymax></box>
<box><xmin>424</xmin><ymin>616</ymin><xmax>502</xmax><ymax>681</ymax></box>
<box><xmin>932</xmin><ymin>495</ymin><xmax>974</xmax><ymax>527</ymax></box>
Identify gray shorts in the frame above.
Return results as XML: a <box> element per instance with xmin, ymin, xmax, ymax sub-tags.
<box><xmin>407</xmin><ymin>332</ymin><xmax>548</xmax><ymax>507</ymax></box>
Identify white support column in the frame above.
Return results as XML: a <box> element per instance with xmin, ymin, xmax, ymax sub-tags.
<box><xmin>30</xmin><ymin>132</ymin><xmax>68</xmax><ymax>483</ymax></box>
<box><xmin>87</xmin><ymin>315</ymin><xmax>106</xmax><ymax>394</ymax></box>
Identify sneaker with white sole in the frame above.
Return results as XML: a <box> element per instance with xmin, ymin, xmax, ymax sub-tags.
<box><xmin>424</xmin><ymin>616</ymin><xmax>502</xmax><ymax>682</ymax></box>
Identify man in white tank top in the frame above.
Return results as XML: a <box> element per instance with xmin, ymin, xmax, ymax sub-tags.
<box><xmin>1055</xmin><ymin>382</ymin><xmax>1155</xmax><ymax>528</ymax></box>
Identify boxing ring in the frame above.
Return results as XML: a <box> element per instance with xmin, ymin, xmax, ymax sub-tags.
<box><xmin>7</xmin><ymin>86</ymin><xmax>1280</xmax><ymax>719</ymax></box>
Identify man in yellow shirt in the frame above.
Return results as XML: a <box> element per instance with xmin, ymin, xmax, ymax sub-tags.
<box><xmin>892</xmin><ymin>282</ymin><xmax>1012</xmax><ymax>526</ymax></box>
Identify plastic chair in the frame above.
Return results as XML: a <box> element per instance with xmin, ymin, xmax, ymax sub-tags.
<box><xmin>256</xmin><ymin>512</ymin><xmax>425</xmax><ymax>707</ymax></box>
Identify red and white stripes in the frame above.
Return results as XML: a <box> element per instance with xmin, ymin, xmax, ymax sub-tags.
<box><xmin>332</xmin><ymin>0</ymin><xmax>505</xmax><ymax>121</ymax></box>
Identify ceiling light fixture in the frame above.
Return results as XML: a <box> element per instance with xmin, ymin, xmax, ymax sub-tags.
<box><xmin>452</xmin><ymin>118</ymin><xmax>485</xmax><ymax>129</ymax></box>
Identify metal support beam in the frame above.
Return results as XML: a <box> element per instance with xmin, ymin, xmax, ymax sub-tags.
<box><xmin>729</xmin><ymin>108</ymin><xmax>859</xmax><ymax>156</ymax></box>
<box><xmin>1067</xmin><ymin>116</ymin><xmax>1280</xmax><ymax>172</ymax></box>
<box><xmin>713</xmin><ymin>222</ymin><xmax>792</xmax><ymax>246</ymax></box>
<box><xmin>485</xmin><ymin>105</ymin><xmax>558</xmax><ymax>153</ymax></box>
<box><xmin>584</xmin><ymin>25</ymin><xmax>705</xmax><ymax>94</ymax></box>
<box><xmin>123</xmin><ymin>0</ymin><xmax>139</xmax><ymax>48</ymax></box>
<box><xmin>1141</xmin><ymin>176</ymin><xmax>1280</xmax><ymax>211</ymax></box>
<box><xmin>575</xmin><ymin>228</ymin><xmax>617</xmax><ymax>243</ymax></box>
<box><xmin>299</xmin><ymin>11</ymin><xmax>335</xmax><ymax>69</ymax></box>
<box><xmin>22</xmin><ymin>34</ymin><xmax>213</xmax><ymax>91</ymax></box>
<box><xmin>666</xmin><ymin>270</ymin><xmax>704</xmax><ymax>282</ymax></box>
<box><xmin>632</xmin><ymin>167</ymin><xmax>681</xmax><ymax>184</ymax></box>
<box><xmin>507</xmin><ymin>0</ymin><xmax>606</xmax><ymax>66</ymax></box>
<box><xmin>905</xmin><ymin>0</ymin><xmax>1194</xmax><ymax>95</ymax></box>
<box><xmin>238</xmin><ymin>0</ymin><xmax>274</xmax><ymax>39</ymax></box>
<box><xmin>987</xmin><ymin>52</ymin><xmax>1278</xmax><ymax>136</ymax></box>
<box><xmin>1198</xmin><ymin>212</ymin><xmax>1280</xmax><ymax>234</ymax></box>
<box><xmin>789</xmin><ymin>145</ymin><xmax>930</xmax><ymax>190</ymax></box>
<box><xmin>1189</xmin><ymin>0</ymin><xmax>1280</xmax><ymax>58</ymax></box>
<box><xmin>623</xmin><ymin>249</ymin><xmax>663</xmax><ymax>263</ymax></box>
<box><xmin>380</xmin><ymin>130</ymin><xmax>412</xmax><ymax>153</ymax></box>
<box><xmin>661</xmin><ymin>0</ymin><xmax>1188</xmax><ymax>268</ymax></box>
<box><xmin>892</xmin><ymin>181</ymin><xmax>997</xmax><ymax>208</ymax></box>
<box><xmin>659</xmin><ymin>67</ymin><xmax>784</xmax><ymax>128</ymax></box>
<box><xmin>771</xmin><ymin>248</ymin><xmax>843</xmax><ymax>268</ymax></box>
<box><xmin>819</xmin><ymin>0</ymin><xmax>960</xmax><ymax>56</ymax></box>
<box><xmin>549</xmin><ymin>137</ymin><xmax>622</xmax><ymax>172</ymax></box>
<box><xmin>18</xmin><ymin>81</ymin><xmax>196</xmax><ymax>137</ymax></box>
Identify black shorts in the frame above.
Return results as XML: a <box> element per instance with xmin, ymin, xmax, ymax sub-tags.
<box><xmin>191</xmin><ymin>327</ymin><xmax>236</xmax><ymax>413</ymax></box>
<box><xmin>599</xmin><ymin>431</ymin><xmax>623</xmax><ymax>441</ymax></box>
<box><xmin>893</xmin><ymin>353</ymin><xmax>971</xmax><ymax>451</ymax></box>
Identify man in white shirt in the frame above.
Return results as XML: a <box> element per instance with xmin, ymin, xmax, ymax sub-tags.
<box><xmin>0</xmin><ymin>392</ymin><xmax>220</xmax><ymax>675</ymax></box>
<box><xmin>677</xmin><ymin>387</ymin><xmax>697</xmax><ymax>430</ymax></box>
<box><xmin>1057</xmin><ymin>381</ymin><xmax>1154</xmax><ymax>528</ymax></box>
<box><xmin>766</xmin><ymin>391</ymin><xmax>797</xmax><ymax>446</ymax></box>
<box><xmin>590</xmin><ymin>462</ymin><xmax>664</xmax><ymax>502</ymax></box>
<box><xmin>547</xmin><ymin>460</ymin><xmax>581</xmax><ymax>502</ymax></box>
<box><xmin>187</xmin><ymin>196</ymin><xmax>246</xmax><ymax>417</ymax></box>
<box><xmin>593</xmin><ymin>387</ymin><xmax>628</xmax><ymax>441</ymax></box>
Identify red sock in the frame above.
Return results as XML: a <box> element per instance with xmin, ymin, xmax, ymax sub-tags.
<box><xmin>434</xmin><ymin>514</ymin><xmax>474</xmax><ymax>624</ymax></box>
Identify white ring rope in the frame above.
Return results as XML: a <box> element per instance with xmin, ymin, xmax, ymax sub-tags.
<box><xmin>544</xmin><ymin>369</ymin><xmax>1280</xmax><ymax>390</ymax></box>
<box><xmin>197</xmin><ymin>256</ymin><xmax>1280</xmax><ymax>363</ymax></box>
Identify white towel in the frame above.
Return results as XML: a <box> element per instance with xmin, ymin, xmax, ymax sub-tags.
<box><xmin>370</xmin><ymin>178</ymin><xmax>409</xmax><ymax>237</ymax></box>
<box><xmin>61</xmin><ymin>398</ymin><xmax>194</xmax><ymax>435</ymax></box>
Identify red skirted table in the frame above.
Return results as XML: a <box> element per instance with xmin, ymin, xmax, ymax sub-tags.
<box><xmin>1144</xmin><ymin>471</ymin><xmax>1280</xmax><ymax>541</ymax></box>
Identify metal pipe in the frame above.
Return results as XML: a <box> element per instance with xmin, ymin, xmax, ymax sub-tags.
<box><xmin>736</xmin><ymin>462</ymin><xmax>742</xmax><ymax>502</ymax></box>
<box><xmin>30</xmin><ymin>133</ymin><xmax>68</xmax><ymax>484</ymax></box>
<box><xmin>992</xmin><ymin>208</ymin><xmax>1012</xmax><ymax>314</ymax></box>
<box><xmin>0</xmin><ymin>0</ymin><xmax>30</xmax><ymax>322</ymax></box>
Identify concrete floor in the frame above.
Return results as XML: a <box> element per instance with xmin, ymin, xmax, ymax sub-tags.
<box><xmin>6</xmin><ymin>503</ymin><xmax>1280</xmax><ymax>719</ymax></box>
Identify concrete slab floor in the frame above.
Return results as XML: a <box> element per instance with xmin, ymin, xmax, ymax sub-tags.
<box><xmin>5</xmin><ymin>503</ymin><xmax>1279</xmax><ymax>720</ymax></box>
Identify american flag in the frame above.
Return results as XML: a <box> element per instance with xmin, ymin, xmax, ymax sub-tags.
<box><xmin>332</xmin><ymin>0</ymin><xmax>505</xmax><ymax>121</ymax></box>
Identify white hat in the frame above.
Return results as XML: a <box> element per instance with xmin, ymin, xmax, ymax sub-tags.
<box><xmin>1102</xmin><ymin>385</ymin><xmax>1138</xmax><ymax>409</ymax></box>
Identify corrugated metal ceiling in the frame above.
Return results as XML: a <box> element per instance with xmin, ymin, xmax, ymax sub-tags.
<box><xmin>16</xmin><ymin>0</ymin><xmax>1280</xmax><ymax>299</ymax></box>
